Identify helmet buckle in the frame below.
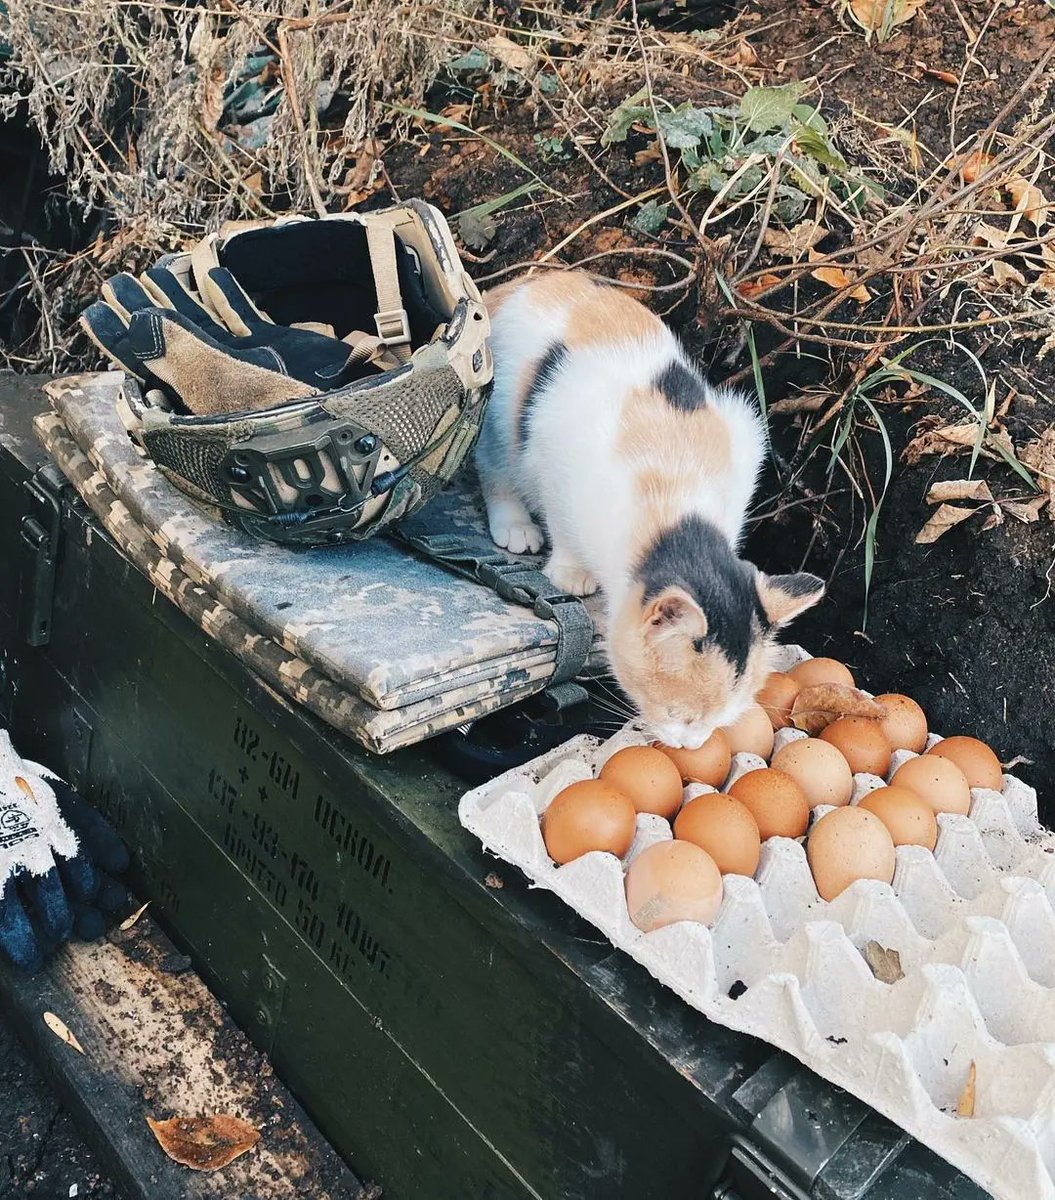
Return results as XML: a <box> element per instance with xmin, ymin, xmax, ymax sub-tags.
<box><xmin>374</xmin><ymin>307</ymin><xmax>411</xmax><ymax>347</ymax></box>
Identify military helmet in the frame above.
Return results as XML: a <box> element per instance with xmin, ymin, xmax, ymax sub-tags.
<box><xmin>90</xmin><ymin>201</ymin><xmax>492</xmax><ymax>546</ymax></box>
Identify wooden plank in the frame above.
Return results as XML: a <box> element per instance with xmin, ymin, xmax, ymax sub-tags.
<box><xmin>0</xmin><ymin>914</ymin><xmax>369</xmax><ymax>1199</ymax></box>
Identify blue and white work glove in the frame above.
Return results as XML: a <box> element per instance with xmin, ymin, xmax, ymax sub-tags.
<box><xmin>0</xmin><ymin>730</ymin><xmax>129</xmax><ymax>972</ymax></box>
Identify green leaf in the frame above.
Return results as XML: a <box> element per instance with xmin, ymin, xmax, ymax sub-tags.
<box><xmin>729</xmin><ymin>163</ymin><xmax>766</xmax><ymax>197</ymax></box>
<box><xmin>738</xmin><ymin>83</ymin><xmax>806</xmax><ymax>133</ymax></box>
<box><xmin>773</xmin><ymin>184</ymin><xmax>809</xmax><ymax>224</ymax></box>
<box><xmin>631</xmin><ymin>199</ymin><xmax>669</xmax><ymax>234</ymax></box>
<box><xmin>792</xmin><ymin>103</ymin><xmax>827</xmax><ymax>134</ymax></box>
<box><xmin>448</xmin><ymin>48</ymin><xmax>490</xmax><ymax>72</ymax></box>
<box><xmin>536</xmin><ymin>71</ymin><xmax>559</xmax><ymax>94</ymax></box>
<box><xmin>793</xmin><ymin>124</ymin><xmax>848</xmax><ymax>173</ymax></box>
<box><xmin>602</xmin><ymin>87</ymin><xmax>652</xmax><ymax>145</ymax></box>
<box><xmin>656</xmin><ymin>105</ymin><xmax>713</xmax><ymax>149</ymax></box>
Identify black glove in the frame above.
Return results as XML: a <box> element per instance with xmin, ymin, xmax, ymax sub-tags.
<box><xmin>0</xmin><ymin>732</ymin><xmax>129</xmax><ymax>972</ymax></box>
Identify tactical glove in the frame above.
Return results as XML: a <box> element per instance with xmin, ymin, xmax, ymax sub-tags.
<box><xmin>80</xmin><ymin>265</ymin><xmax>373</xmax><ymax>418</ymax></box>
<box><xmin>0</xmin><ymin>731</ymin><xmax>129</xmax><ymax>972</ymax></box>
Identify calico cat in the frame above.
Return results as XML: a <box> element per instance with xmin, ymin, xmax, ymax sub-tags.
<box><xmin>476</xmin><ymin>269</ymin><xmax>824</xmax><ymax>750</ymax></box>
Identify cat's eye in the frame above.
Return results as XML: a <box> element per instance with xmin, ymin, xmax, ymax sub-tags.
<box><xmin>692</xmin><ymin>637</ymin><xmax>705</xmax><ymax>653</ymax></box>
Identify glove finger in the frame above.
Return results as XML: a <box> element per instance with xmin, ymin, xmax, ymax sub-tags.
<box><xmin>45</xmin><ymin>777</ymin><xmax>130</xmax><ymax>875</ymax></box>
<box><xmin>95</xmin><ymin>873</ymin><xmax>130</xmax><ymax>914</ymax></box>
<box><xmin>58</xmin><ymin>853</ymin><xmax>100</xmax><ymax>904</ymax></box>
<box><xmin>201</xmin><ymin>267</ymin><xmax>270</xmax><ymax>338</ymax></box>
<box><xmin>101</xmin><ymin>272</ymin><xmax>158</xmax><ymax>321</ymax></box>
<box><xmin>125</xmin><ymin>308</ymin><xmax>315</xmax><ymax>416</ymax></box>
<box><xmin>70</xmin><ymin>902</ymin><xmax>106</xmax><ymax>942</ymax></box>
<box><xmin>20</xmin><ymin>867</ymin><xmax>74</xmax><ymax>945</ymax></box>
<box><xmin>140</xmin><ymin>267</ymin><xmax>230</xmax><ymax>340</ymax></box>
<box><xmin>0</xmin><ymin>879</ymin><xmax>43</xmax><ymax>971</ymax></box>
<box><xmin>79</xmin><ymin>302</ymin><xmax>146</xmax><ymax>381</ymax></box>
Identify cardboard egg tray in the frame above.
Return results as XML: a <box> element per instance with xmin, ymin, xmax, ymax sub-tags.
<box><xmin>458</xmin><ymin>646</ymin><xmax>1055</xmax><ymax>1200</ymax></box>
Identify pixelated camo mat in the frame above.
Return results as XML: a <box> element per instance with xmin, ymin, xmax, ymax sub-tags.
<box><xmin>35</xmin><ymin>373</ymin><xmax>606</xmax><ymax>754</ymax></box>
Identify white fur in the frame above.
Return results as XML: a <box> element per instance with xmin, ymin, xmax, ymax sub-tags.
<box><xmin>476</xmin><ymin>279</ymin><xmax>766</xmax><ymax>609</ymax></box>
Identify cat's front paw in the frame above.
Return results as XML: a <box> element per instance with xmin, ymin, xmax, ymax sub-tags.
<box><xmin>489</xmin><ymin>517</ymin><xmax>544</xmax><ymax>556</ymax></box>
<box><xmin>545</xmin><ymin>556</ymin><xmax>598</xmax><ymax>597</ymax></box>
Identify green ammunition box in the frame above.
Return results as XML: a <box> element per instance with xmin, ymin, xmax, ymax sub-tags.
<box><xmin>0</xmin><ymin>377</ymin><xmax>985</xmax><ymax>1200</ymax></box>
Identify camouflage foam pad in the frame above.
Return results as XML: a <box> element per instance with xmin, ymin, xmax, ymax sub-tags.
<box><xmin>36</xmin><ymin>373</ymin><xmax>605</xmax><ymax>752</ymax></box>
<box><xmin>35</xmin><ymin>409</ymin><xmax>554</xmax><ymax>753</ymax></box>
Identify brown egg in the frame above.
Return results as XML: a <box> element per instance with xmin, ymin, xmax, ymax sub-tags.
<box><xmin>656</xmin><ymin>729</ymin><xmax>731</xmax><ymax>789</ymax></box>
<box><xmin>542</xmin><ymin>780</ymin><xmax>637</xmax><ymax>865</ymax></box>
<box><xmin>859</xmin><ymin>786</ymin><xmax>938</xmax><ymax>851</ymax></box>
<box><xmin>770</xmin><ymin>738</ymin><xmax>854</xmax><ymax>808</ymax></box>
<box><xmin>874</xmin><ymin>694</ymin><xmax>929</xmax><ymax>754</ymax></box>
<box><xmin>673</xmin><ymin>793</ymin><xmax>761</xmax><ymax>877</ymax></box>
<box><xmin>790</xmin><ymin>657</ymin><xmax>856</xmax><ymax>689</ymax></box>
<box><xmin>728</xmin><ymin>768</ymin><xmax>810</xmax><ymax>840</ymax></box>
<box><xmin>890</xmin><ymin>754</ymin><xmax>971</xmax><ymax>816</ymax></box>
<box><xmin>820</xmin><ymin>717</ymin><xmax>892</xmax><ymax>777</ymax></box>
<box><xmin>757</xmin><ymin>672</ymin><xmax>801</xmax><ymax>730</ymax></box>
<box><xmin>624</xmin><ymin>841</ymin><xmax>723</xmax><ymax>931</ymax></box>
<box><xmin>600</xmin><ymin>745</ymin><xmax>684</xmax><ymax>820</ymax></box>
<box><xmin>807</xmin><ymin>806</ymin><xmax>896</xmax><ymax>901</ymax></box>
<box><xmin>722</xmin><ymin>704</ymin><xmax>775</xmax><ymax>760</ymax></box>
<box><xmin>927</xmin><ymin>736</ymin><xmax>1003</xmax><ymax>791</ymax></box>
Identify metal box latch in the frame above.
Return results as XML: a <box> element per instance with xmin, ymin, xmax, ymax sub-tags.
<box><xmin>19</xmin><ymin>464</ymin><xmax>66</xmax><ymax>647</ymax></box>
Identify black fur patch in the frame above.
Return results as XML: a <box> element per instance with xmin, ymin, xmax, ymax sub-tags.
<box><xmin>519</xmin><ymin>342</ymin><xmax>568</xmax><ymax>445</ymax></box>
<box><xmin>636</xmin><ymin>516</ymin><xmax>766</xmax><ymax>673</ymax></box>
<box><xmin>655</xmin><ymin>359</ymin><xmax>709</xmax><ymax>413</ymax></box>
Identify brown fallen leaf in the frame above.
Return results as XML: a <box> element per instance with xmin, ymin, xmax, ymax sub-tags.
<box><xmin>1019</xmin><ymin>429</ymin><xmax>1055</xmax><ymax>513</ymax></box>
<box><xmin>957</xmin><ymin>1061</ymin><xmax>977</xmax><ymax>1117</ymax></box>
<box><xmin>148</xmin><ymin>1114</ymin><xmax>261</xmax><ymax>1171</ymax></box>
<box><xmin>925</xmin><ymin>479</ymin><xmax>994</xmax><ymax>504</ymax></box>
<box><xmin>769</xmin><ymin>391</ymin><xmax>830</xmax><ymax>415</ymax></box>
<box><xmin>738</xmin><ymin>273</ymin><xmax>782</xmax><ymax>300</ymax></box>
<box><xmin>1006</xmin><ymin>175</ymin><xmax>1049</xmax><ymax>231</ymax></box>
<box><xmin>862</xmin><ymin>940</ymin><xmax>904</xmax><ymax>984</ymax></box>
<box><xmin>810</xmin><ymin>263</ymin><xmax>871</xmax><ymax>303</ymax></box>
<box><xmin>980</xmin><ymin>505</ymin><xmax>1003</xmax><ymax>532</ymax></box>
<box><xmin>483</xmin><ymin>34</ymin><xmax>535</xmax><ymax>75</ymax></box>
<box><xmin>728</xmin><ymin>38</ymin><xmax>759</xmax><ymax>67</ymax></box>
<box><xmin>1036</xmin><ymin>271</ymin><xmax>1055</xmax><ymax>296</ymax></box>
<box><xmin>634</xmin><ymin>142</ymin><xmax>663</xmax><ymax>167</ymax></box>
<box><xmin>955</xmin><ymin>150</ymin><xmax>996</xmax><ymax>184</ymax></box>
<box><xmin>1003</xmin><ymin>495</ymin><xmax>1050</xmax><ymax>523</ymax></box>
<box><xmin>763</xmin><ymin>220</ymin><xmax>827</xmax><ymax>261</ymax></box>
<box><xmin>119</xmin><ymin>900</ymin><xmax>151</xmax><ymax>931</ymax></box>
<box><xmin>918</xmin><ymin>64</ymin><xmax>958</xmax><ymax>86</ymax></box>
<box><xmin>990</xmin><ymin>259</ymin><xmax>1027</xmax><ymax>289</ymax></box>
<box><xmin>790</xmin><ymin>683</ymin><xmax>885</xmax><ymax>736</ymax></box>
<box><xmin>902</xmin><ymin>421</ymin><xmax>985</xmax><ymax>464</ymax></box>
<box><xmin>848</xmin><ymin>0</ymin><xmax>927</xmax><ymax>37</ymax></box>
<box><xmin>43</xmin><ymin>1012</ymin><xmax>85</xmax><ymax>1054</ymax></box>
<box><xmin>915</xmin><ymin>503</ymin><xmax>979</xmax><ymax>544</ymax></box>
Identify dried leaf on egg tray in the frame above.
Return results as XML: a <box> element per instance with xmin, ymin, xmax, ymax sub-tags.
<box><xmin>147</xmin><ymin>1114</ymin><xmax>261</xmax><ymax>1171</ymax></box>
<box><xmin>790</xmin><ymin>684</ymin><xmax>885</xmax><ymax>735</ymax></box>
<box><xmin>915</xmin><ymin>503</ymin><xmax>979</xmax><ymax>544</ymax></box>
<box><xmin>957</xmin><ymin>1061</ymin><xmax>978</xmax><ymax>1118</ymax></box>
<box><xmin>862</xmin><ymin>940</ymin><xmax>905</xmax><ymax>984</ymax></box>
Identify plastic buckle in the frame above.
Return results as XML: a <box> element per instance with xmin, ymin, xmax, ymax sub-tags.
<box><xmin>533</xmin><ymin>592</ymin><xmax>582</xmax><ymax>621</ymax></box>
<box><xmin>374</xmin><ymin>307</ymin><xmax>411</xmax><ymax>347</ymax></box>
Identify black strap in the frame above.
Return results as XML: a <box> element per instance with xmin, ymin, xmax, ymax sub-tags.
<box><xmin>393</xmin><ymin>529</ymin><xmax>594</xmax><ymax>695</ymax></box>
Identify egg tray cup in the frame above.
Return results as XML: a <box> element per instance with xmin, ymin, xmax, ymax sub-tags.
<box><xmin>458</xmin><ymin>645</ymin><xmax>1055</xmax><ymax>1200</ymax></box>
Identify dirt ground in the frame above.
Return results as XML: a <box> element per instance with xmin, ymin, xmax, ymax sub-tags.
<box><xmin>379</xmin><ymin>0</ymin><xmax>1055</xmax><ymax>799</ymax></box>
<box><xmin>0</xmin><ymin>1017</ymin><xmax>125</xmax><ymax>1199</ymax></box>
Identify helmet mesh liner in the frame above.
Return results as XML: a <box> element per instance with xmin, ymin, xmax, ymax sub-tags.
<box><xmin>144</xmin><ymin>428</ymin><xmax>231</xmax><ymax>500</ymax></box>
<box><xmin>329</xmin><ymin>365</ymin><xmax>464</xmax><ymax>464</ymax></box>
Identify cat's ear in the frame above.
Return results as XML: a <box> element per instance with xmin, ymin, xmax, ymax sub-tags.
<box><xmin>756</xmin><ymin>572</ymin><xmax>825</xmax><ymax>627</ymax></box>
<box><xmin>643</xmin><ymin>587</ymin><xmax>708</xmax><ymax>641</ymax></box>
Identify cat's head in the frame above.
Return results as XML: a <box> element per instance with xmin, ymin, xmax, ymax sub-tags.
<box><xmin>607</xmin><ymin>517</ymin><xmax>824</xmax><ymax>749</ymax></box>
